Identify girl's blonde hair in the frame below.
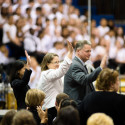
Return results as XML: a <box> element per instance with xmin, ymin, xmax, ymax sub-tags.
<box><xmin>25</xmin><ymin>89</ymin><xmax>45</xmax><ymax>107</ymax></box>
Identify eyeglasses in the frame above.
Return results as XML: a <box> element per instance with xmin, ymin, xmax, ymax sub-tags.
<box><xmin>50</xmin><ymin>61</ymin><xmax>60</xmax><ymax>64</ymax></box>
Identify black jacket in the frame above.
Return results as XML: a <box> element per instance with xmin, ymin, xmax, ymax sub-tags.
<box><xmin>79</xmin><ymin>91</ymin><xmax>125</xmax><ymax>125</ymax></box>
<box><xmin>10</xmin><ymin>69</ymin><xmax>32</xmax><ymax>110</ymax></box>
<box><xmin>29</xmin><ymin>107</ymin><xmax>41</xmax><ymax>125</ymax></box>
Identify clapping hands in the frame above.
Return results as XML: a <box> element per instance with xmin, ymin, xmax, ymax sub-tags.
<box><xmin>37</xmin><ymin>106</ymin><xmax>48</xmax><ymax>124</ymax></box>
<box><xmin>25</xmin><ymin>50</ymin><xmax>31</xmax><ymax>69</ymax></box>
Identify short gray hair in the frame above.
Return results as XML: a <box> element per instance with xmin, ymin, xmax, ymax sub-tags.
<box><xmin>75</xmin><ymin>40</ymin><xmax>91</xmax><ymax>51</ymax></box>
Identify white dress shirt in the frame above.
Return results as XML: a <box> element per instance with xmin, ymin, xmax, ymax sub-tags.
<box><xmin>24</xmin><ymin>34</ymin><xmax>41</xmax><ymax>52</ymax></box>
<box><xmin>3</xmin><ymin>23</ymin><xmax>17</xmax><ymax>44</ymax></box>
<box><xmin>28</xmin><ymin>66</ymin><xmax>41</xmax><ymax>89</ymax></box>
<box><xmin>37</xmin><ymin>56</ymin><xmax>72</xmax><ymax>109</ymax></box>
<box><xmin>116</xmin><ymin>48</ymin><xmax>125</xmax><ymax>62</ymax></box>
<box><xmin>97</xmin><ymin>25</ymin><xmax>109</xmax><ymax>37</ymax></box>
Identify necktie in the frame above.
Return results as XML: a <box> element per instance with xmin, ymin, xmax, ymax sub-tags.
<box><xmin>84</xmin><ymin>65</ymin><xmax>88</xmax><ymax>73</ymax></box>
<box><xmin>84</xmin><ymin>65</ymin><xmax>95</xmax><ymax>91</ymax></box>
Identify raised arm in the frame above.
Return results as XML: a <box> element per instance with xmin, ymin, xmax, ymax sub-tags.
<box><xmin>67</xmin><ymin>40</ymin><xmax>74</xmax><ymax>60</ymax></box>
<box><xmin>42</xmin><ymin>40</ymin><xmax>73</xmax><ymax>81</ymax></box>
<box><xmin>25</xmin><ymin>50</ymin><xmax>31</xmax><ymax>70</ymax></box>
<box><xmin>100</xmin><ymin>54</ymin><xmax>108</xmax><ymax>69</ymax></box>
<box><xmin>72</xmin><ymin>55</ymin><xmax>108</xmax><ymax>85</ymax></box>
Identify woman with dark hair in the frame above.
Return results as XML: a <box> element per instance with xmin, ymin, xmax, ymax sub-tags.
<box><xmin>60</xmin><ymin>98</ymin><xmax>78</xmax><ymax>110</ymax></box>
<box><xmin>10</xmin><ymin>50</ymin><xmax>32</xmax><ymax>110</ymax></box>
<box><xmin>53</xmin><ymin>106</ymin><xmax>80</xmax><ymax>125</ymax></box>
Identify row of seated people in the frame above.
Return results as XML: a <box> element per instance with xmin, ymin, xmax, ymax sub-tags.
<box><xmin>0</xmin><ymin>0</ymin><xmax>125</xmax><ymax>75</ymax></box>
<box><xmin>0</xmin><ymin>91</ymin><xmax>115</xmax><ymax>125</ymax></box>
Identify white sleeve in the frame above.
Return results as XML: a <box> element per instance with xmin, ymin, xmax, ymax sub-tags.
<box><xmin>43</xmin><ymin>56</ymin><xmax>72</xmax><ymax>81</ymax></box>
<box><xmin>24</xmin><ymin>37</ymin><xmax>35</xmax><ymax>52</ymax></box>
<box><xmin>3</xmin><ymin>24</ymin><xmax>9</xmax><ymax>32</ymax></box>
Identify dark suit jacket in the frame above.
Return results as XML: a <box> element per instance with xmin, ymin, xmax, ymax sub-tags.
<box><xmin>29</xmin><ymin>107</ymin><xmax>41</xmax><ymax>125</ymax></box>
<box><xmin>79</xmin><ymin>91</ymin><xmax>125</xmax><ymax>125</ymax></box>
<box><xmin>10</xmin><ymin>69</ymin><xmax>32</xmax><ymax>110</ymax></box>
<box><xmin>64</xmin><ymin>56</ymin><xmax>101</xmax><ymax>105</ymax></box>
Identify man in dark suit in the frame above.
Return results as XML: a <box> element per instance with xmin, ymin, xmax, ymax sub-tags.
<box><xmin>64</xmin><ymin>40</ymin><xmax>107</xmax><ymax>106</ymax></box>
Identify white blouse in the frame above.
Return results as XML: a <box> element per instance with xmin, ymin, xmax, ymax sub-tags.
<box><xmin>37</xmin><ymin>56</ymin><xmax>72</xmax><ymax>109</ymax></box>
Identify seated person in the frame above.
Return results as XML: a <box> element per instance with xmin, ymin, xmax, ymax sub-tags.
<box><xmin>12</xmin><ymin>109</ymin><xmax>36</xmax><ymax>125</ymax></box>
<box><xmin>1</xmin><ymin>110</ymin><xmax>16</xmax><ymax>125</ymax></box>
<box><xmin>79</xmin><ymin>68</ymin><xmax>125</xmax><ymax>125</ymax></box>
<box><xmin>25</xmin><ymin>89</ymin><xmax>46</xmax><ymax>125</ymax></box>
<box><xmin>55</xmin><ymin>93</ymin><xmax>69</xmax><ymax>114</ymax></box>
<box><xmin>87</xmin><ymin>113</ymin><xmax>114</xmax><ymax>125</ymax></box>
<box><xmin>53</xmin><ymin>106</ymin><xmax>80</xmax><ymax>125</ymax></box>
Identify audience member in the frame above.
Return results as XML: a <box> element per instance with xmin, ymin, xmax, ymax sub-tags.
<box><xmin>0</xmin><ymin>45</ymin><xmax>14</xmax><ymax>65</ymax></box>
<box><xmin>115</xmin><ymin>27</ymin><xmax>124</xmax><ymax>46</ymax></box>
<box><xmin>59</xmin><ymin>98</ymin><xmax>78</xmax><ymax>110</ymax></box>
<box><xmin>87</xmin><ymin>113</ymin><xmax>114</xmax><ymax>125</ymax></box>
<box><xmin>93</xmin><ymin>37</ymin><xmax>107</xmax><ymax>68</ymax></box>
<box><xmin>49</xmin><ymin>42</ymin><xmax>66</xmax><ymax>61</ymax></box>
<box><xmin>28</xmin><ymin>56</ymin><xmax>41</xmax><ymax>88</ymax></box>
<box><xmin>12</xmin><ymin>109</ymin><xmax>36</xmax><ymax>125</ymax></box>
<box><xmin>108</xmin><ymin>19</ymin><xmax>115</xmax><ymax>30</ymax></box>
<box><xmin>53</xmin><ymin>106</ymin><xmax>80</xmax><ymax>125</ymax></box>
<box><xmin>0</xmin><ymin>0</ymin><xmax>124</xmax><ymax>76</ymax></box>
<box><xmin>1</xmin><ymin>110</ymin><xmax>16</xmax><ymax>125</ymax></box>
<box><xmin>97</xmin><ymin>18</ymin><xmax>110</xmax><ymax>37</ymax></box>
<box><xmin>37</xmin><ymin>40</ymin><xmax>73</xmax><ymax>124</ymax></box>
<box><xmin>25</xmin><ymin>89</ymin><xmax>46</xmax><ymax>125</ymax></box>
<box><xmin>55</xmin><ymin>93</ymin><xmax>69</xmax><ymax>113</ymax></box>
<box><xmin>115</xmin><ymin>42</ymin><xmax>125</xmax><ymax>74</ymax></box>
<box><xmin>24</xmin><ymin>28</ymin><xmax>41</xmax><ymax>54</ymax></box>
<box><xmin>15</xmin><ymin>18</ymin><xmax>25</xmax><ymax>43</ymax></box>
<box><xmin>0</xmin><ymin>6</ymin><xmax>7</xmax><ymax>43</ymax></box>
<box><xmin>2</xmin><ymin>15</ymin><xmax>24</xmax><ymax>59</ymax></box>
<box><xmin>9</xmin><ymin>51</ymin><xmax>32</xmax><ymax>110</ymax></box>
<box><xmin>48</xmin><ymin>93</ymin><xmax>69</xmax><ymax>122</ymax></box>
<box><xmin>64</xmin><ymin>40</ymin><xmax>107</xmax><ymax>106</ymax></box>
<box><xmin>0</xmin><ymin>0</ymin><xmax>125</xmax><ymax>117</ymax></box>
<box><xmin>79</xmin><ymin>68</ymin><xmax>125</xmax><ymax>125</ymax></box>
